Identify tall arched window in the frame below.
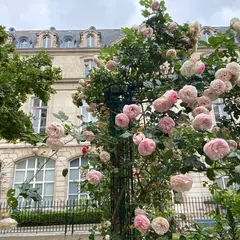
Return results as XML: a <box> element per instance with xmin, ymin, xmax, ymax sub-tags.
<box><xmin>43</xmin><ymin>35</ymin><xmax>51</xmax><ymax>48</ymax></box>
<box><xmin>14</xmin><ymin>157</ymin><xmax>55</xmax><ymax>202</ymax></box>
<box><xmin>86</xmin><ymin>35</ymin><xmax>94</xmax><ymax>47</ymax></box>
<box><xmin>18</xmin><ymin>38</ymin><xmax>29</xmax><ymax>48</ymax></box>
<box><xmin>68</xmin><ymin>156</ymin><xmax>89</xmax><ymax>200</ymax></box>
<box><xmin>202</xmin><ymin>31</ymin><xmax>211</xmax><ymax>43</ymax></box>
<box><xmin>64</xmin><ymin>38</ymin><xmax>74</xmax><ymax>48</ymax></box>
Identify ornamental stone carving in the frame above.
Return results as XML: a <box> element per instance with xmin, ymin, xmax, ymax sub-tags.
<box><xmin>79</xmin><ymin>29</ymin><xmax>101</xmax><ymax>48</ymax></box>
<box><xmin>35</xmin><ymin>30</ymin><xmax>58</xmax><ymax>48</ymax></box>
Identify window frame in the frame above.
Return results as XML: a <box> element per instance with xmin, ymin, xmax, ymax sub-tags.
<box><xmin>18</xmin><ymin>38</ymin><xmax>29</xmax><ymax>48</ymax></box>
<box><xmin>202</xmin><ymin>31</ymin><xmax>211</xmax><ymax>43</ymax></box>
<box><xmin>86</xmin><ymin>35</ymin><xmax>95</xmax><ymax>48</ymax></box>
<box><xmin>31</xmin><ymin>97</ymin><xmax>48</xmax><ymax>135</ymax></box>
<box><xmin>43</xmin><ymin>35</ymin><xmax>51</xmax><ymax>48</ymax></box>
<box><xmin>64</xmin><ymin>37</ymin><xmax>74</xmax><ymax>48</ymax></box>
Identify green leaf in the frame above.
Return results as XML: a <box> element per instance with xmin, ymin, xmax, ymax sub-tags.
<box><xmin>198</xmin><ymin>40</ymin><xmax>210</xmax><ymax>47</ymax></box>
<box><xmin>7</xmin><ymin>189</ymin><xmax>15</xmax><ymax>198</ymax></box>
<box><xmin>53</xmin><ymin>113</ymin><xmax>61</xmax><ymax>120</ymax></box>
<box><xmin>62</xmin><ymin>168</ymin><xmax>68</xmax><ymax>177</ymax></box>
<box><xmin>7</xmin><ymin>197</ymin><xmax>18</xmax><ymax>209</ymax></box>
<box><xmin>143</xmin><ymin>81</ymin><xmax>154</xmax><ymax>89</ymax></box>
<box><xmin>207</xmin><ymin>168</ymin><xmax>215</xmax><ymax>181</ymax></box>
<box><xmin>164</xmin><ymin>150</ymin><xmax>173</xmax><ymax>160</ymax></box>
<box><xmin>205</xmin><ymin>156</ymin><xmax>214</xmax><ymax>166</ymax></box>
<box><xmin>120</xmin><ymin>132</ymin><xmax>132</xmax><ymax>138</ymax></box>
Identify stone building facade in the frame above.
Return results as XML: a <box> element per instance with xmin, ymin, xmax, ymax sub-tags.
<box><xmin>0</xmin><ymin>26</ymin><xmax>232</xmax><ymax>203</ymax></box>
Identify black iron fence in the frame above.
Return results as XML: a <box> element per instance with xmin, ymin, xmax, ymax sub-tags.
<box><xmin>0</xmin><ymin>199</ymin><xmax>102</xmax><ymax>234</ymax></box>
<box><xmin>0</xmin><ymin>197</ymin><xmax>223</xmax><ymax>235</ymax></box>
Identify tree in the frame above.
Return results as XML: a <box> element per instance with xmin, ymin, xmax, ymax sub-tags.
<box><xmin>0</xmin><ymin>26</ymin><xmax>62</xmax><ymax>142</ymax></box>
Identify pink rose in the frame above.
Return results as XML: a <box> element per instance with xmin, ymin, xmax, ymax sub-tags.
<box><xmin>153</xmin><ymin>98</ymin><xmax>172</xmax><ymax>112</ymax></box>
<box><xmin>203</xmin><ymin>88</ymin><xmax>218</xmax><ymax>101</ymax></box>
<box><xmin>233</xmin><ymin>21</ymin><xmax>240</xmax><ymax>33</ymax></box>
<box><xmin>47</xmin><ymin>122</ymin><xmax>65</xmax><ymax>139</ymax></box>
<box><xmin>197</xmin><ymin>61</ymin><xmax>205</xmax><ymax>75</ymax></box>
<box><xmin>93</xmin><ymin>55</ymin><xmax>101</xmax><ymax>67</ymax></box>
<box><xmin>115</xmin><ymin>113</ymin><xmax>129</xmax><ymax>128</ymax></box>
<box><xmin>168</xmin><ymin>22</ymin><xmax>178</xmax><ymax>32</ymax></box>
<box><xmin>228</xmin><ymin>140</ymin><xmax>238</xmax><ymax>151</ymax></box>
<box><xmin>152</xmin><ymin>1</ymin><xmax>160</xmax><ymax>11</ymax></box>
<box><xmin>83</xmin><ymin>131</ymin><xmax>95</xmax><ymax>142</ymax></box>
<box><xmin>203</xmin><ymin>138</ymin><xmax>230</xmax><ymax>160</ymax></box>
<box><xmin>166</xmin><ymin>90</ymin><xmax>178</xmax><ymax>104</ymax></box>
<box><xmin>144</xmin><ymin>27</ymin><xmax>153</xmax><ymax>38</ymax></box>
<box><xmin>192</xmin><ymin>106</ymin><xmax>210</xmax><ymax>117</ymax></box>
<box><xmin>226</xmin><ymin>62</ymin><xmax>240</xmax><ymax>76</ymax></box>
<box><xmin>134</xmin><ymin>215</ymin><xmax>150</xmax><ymax>233</ymax></box>
<box><xmin>99</xmin><ymin>151</ymin><xmax>111</xmax><ymax>162</ymax></box>
<box><xmin>0</xmin><ymin>218</ymin><xmax>18</xmax><ymax>230</ymax></box>
<box><xmin>159</xmin><ymin>117</ymin><xmax>175</xmax><ymax>133</ymax></box>
<box><xmin>151</xmin><ymin>217</ymin><xmax>169</xmax><ymax>236</ymax></box>
<box><xmin>192</xmin><ymin>113</ymin><xmax>213</xmax><ymax>132</ymax></box>
<box><xmin>215</xmin><ymin>68</ymin><xmax>232</xmax><ymax>82</ymax></box>
<box><xmin>197</xmin><ymin>96</ymin><xmax>212</xmax><ymax>111</ymax></box>
<box><xmin>210</xmin><ymin>79</ymin><xmax>226</xmax><ymax>96</ymax></box>
<box><xmin>225</xmin><ymin>81</ymin><xmax>233</xmax><ymax>92</ymax></box>
<box><xmin>138</xmin><ymin>139</ymin><xmax>156</xmax><ymax>156</ymax></box>
<box><xmin>123</xmin><ymin>104</ymin><xmax>141</xmax><ymax>119</ymax></box>
<box><xmin>133</xmin><ymin>132</ymin><xmax>146</xmax><ymax>145</ymax></box>
<box><xmin>170</xmin><ymin>174</ymin><xmax>193</xmax><ymax>192</ymax></box>
<box><xmin>106</xmin><ymin>60</ymin><xmax>117</xmax><ymax>71</ymax></box>
<box><xmin>179</xmin><ymin>85</ymin><xmax>198</xmax><ymax>104</ymax></box>
<box><xmin>46</xmin><ymin>138</ymin><xmax>64</xmax><ymax>151</ymax></box>
<box><xmin>86</xmin><ymin>170</ymin><xmax>103</xmax><ymax>185</ymax></box>
<box><xmin>135</xmin><ymin>208</ymin><xmax>146</xmax><ymax>216</ymax></box>
<box><xmin>79</xmin><ymin>92</ymin><xmax>87</xmax><ymax>100</ymax></box>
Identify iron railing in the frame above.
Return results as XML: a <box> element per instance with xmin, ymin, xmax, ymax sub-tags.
<box><xmin>0</xmin><ymin>197</ymin><xmax>224</xmax><ymax>235</ymax></box>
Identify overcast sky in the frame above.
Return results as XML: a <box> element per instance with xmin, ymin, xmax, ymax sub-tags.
<box><xmin>0</xmin><ymin>0</ymin><xmax>240</xmax><ymax>30</ymax></box>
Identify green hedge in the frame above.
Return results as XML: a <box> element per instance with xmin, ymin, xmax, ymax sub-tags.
<box><xmin>10</xmin><ymin>209</ymin><xmax>103</xmax><ymax>226</ymax></box>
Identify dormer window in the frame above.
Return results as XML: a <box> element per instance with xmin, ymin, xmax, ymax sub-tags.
<box><xmin>86</xmin><ymin>35</ymin><xmax>94</xmax><ymax>47</ymax></box>
<box><xmin>64</xmin><ymin>37</ymin><xmax>74</xmax><ymax>48</ymax></box>
<box><xmin>19</xmin><ymin>39</ymin><xmax>29</xmax><ymax>48</ymax></box>
<box><xmin>202</xmin><ymin>31</ymin><xmax>211</xmax><ymax>43</ymax></box>
<box><xmin>43</xmin><ymin>35</ymin><xmax>51</xmax><ymax>48</ymax></box>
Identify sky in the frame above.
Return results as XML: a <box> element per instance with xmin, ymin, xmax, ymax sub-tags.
<box><xmin>0</xmin><ymin>0</ymin><xmax>240</xmax><ymax>30</ymax></box>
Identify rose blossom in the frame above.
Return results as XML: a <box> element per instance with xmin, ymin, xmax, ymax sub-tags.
<box><xmin>133</xmin><ymin>132</ymin><xmax>146</xmax><ymax>145</ymax></box>
<box><xmin>203</xmin><ymin>88</ymin><xmax>218</xmax><ymax>101</ymax></box>
<box><xmin>159</xmin><ymin>117</ymin><xmax>175</xmax><ymax>133</ymax></box>
<box><xmin>144</xmin><ymin>27</ymin><xmax>153</xmax><ymax>38</ymax></box>
<box><xmin>179</xmin><ymin>85</ymin><xmax>198</xmax><ymax>104</ymax></box>
<box><xmin>153</xmin><ymin>98</ymin><xmax>172</xmax><ymax>112</ymax></box>
<box><xmin>106</xmin><ymin>60</ymin><xmax>117</xmax><ymax>71</ymax></box>
<box><xmin>47</xmin><ymin>122</ymin><xmax>65</xmax><ymax>139</ymax></box>
<box><xmin>231</xmin><ymin>18</ymin><xmax>239</xmax><ymax>26</ymax></box>
<box><xmin>151</xmin><ymin>217</ymin><xmax>170</xmax><ymax>236</ymax></box>
<box><xmin>99</xmin><ymin>151</ymin><xmax>111</xmax><ymax>162</ymax></box>
<box><xmin>105</xmin><ymin>235</ymin><xmax>110</xmax><ymax>240</ymax></box>
<box><xmin>192</xmin><ymin>106</ymin><xmax>210</xmax><ymax>117</ymax></box>
<box><xmin>166</xmin><ymin>90</ymin><xmax>178</xmax><ymax>104</ymax></box>
<box><xmin>168</xmin><ymin>22</ymin><xmax>178</xmax><ymax>32</ymax></box>
<box><xmin>192</xmin><ymin>113</ymin><xmax>213</xmax><ymax>132</ymax></box>
<box><xmin>93</xmin><ymin>55</ymin><xmax>101</xmax><ymax>67</ymax></box>
<box><xmin>226</xmin><ymin>62</ymin><xmax>240</xmax><ymax>76</ymax></box>
<box><xmin>151</xmin><ymin>0</ymin><xmax>160</xmax><ymax>11</ymax></box>
<box><xmin>233</xmin><ymin>21</ymin><xmax>240</xmax><ymax>33</ymax></box>
<box><xmin>228</xmin><ymin>140</ymin><xmax>238</xmax><ymax>151</ymax></box>
<box><xmin>83</xmin><ymin>131</ymin><xmax>95</xmax><ymax>142</ymax></box>
<box><xmin>225</xmin><ymin>81</ymin><xmax>233</xmax><ymax>92</ymax></box>
<box><xmin>203</xmin><ymin>138</ymin><xmax>230</xmax><ymax>160</ymax></box>
<box><xmin>123</xmin><ymin>104</ymin><xmax>141</xmax><ymax>119</ymax></box>
<box><xmin>138</xmin><ymin>139</ymin><xmax>156</xmax><ymax>156</ymax></box>
<box><xmin>135</xmin><ymin>208</ymin><xmax>146</xmax><ymax>216</ymax></box>
<box><xmin>215</xmin><ymin>68</ymin><xmax>232</xmax><ymax>82</ymax></box>
<box><xmin>79</xmin><ymin>92</ymin><xmax>87</xmax><ymax>100</ymax></box>
<box><xmin>0</xmin><ymin>218</ymin><xmax>18</xmax><ymax>230</ymax></box>
<box><xmin>170</xmin><ymin>174</ymin><xmax>193</xmax><ymax>192</ymax></box>
<box><xmin>82</xmin><ymin>145</ymin><xmax>89</xmax><ymax>155</ymax></box>
<box><xmin>46</xmin><ymin>138</ymin><xmax>64</xmax><ymax>150</ymax></box>
<box><xmin>166</xmin><ymin>49</ymin><xmax>177</xmax><ymax>58</ymax></box>
<box><xmin>115</xmin><ymin>113</ymin><xmax>129</xmax><ymax>128</ymax></box>
<box><xmin>210</xmin><ymin>79</ymin><xmax>226</xmax><ymax>96</ymax></box>
<box><xmin>197</xmin><ymin>96</ymin><xmax>212</xmax><ymax>111</ymax></box>
<box><xmin>134</xmin><ymin>215</ymin><xmax>150</xmax><ymax>233</ymax></box>
<box><xmin>86</xmin><ymin>170</ymin><xmax>103</xmax><ymax>185</ymax></box>
<box><xmin>196</xmin><ymin>61</ymin><xmax>205</xmax><ymax>74</ymax></box>
<box><xmin>79</xmin><ymin>79</ymin><xmax>87</xmax><ymax>87</ymax></box>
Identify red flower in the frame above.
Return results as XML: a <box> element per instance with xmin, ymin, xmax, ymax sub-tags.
<box><xmin>82</xmin><ymin>146</ymin><xmax>89</xmax><ymax>154</ymax></box>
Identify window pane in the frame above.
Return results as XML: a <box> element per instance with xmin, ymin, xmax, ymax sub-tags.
<box><xmin>41</xmin><ymin>109</ymin><xmax>47</xmax><ymax>118</ymax></box>
<box><xmin>43</xmin><ymin>196</ymin><xmax>53</xmax><ymax>202</ymax></box>
<box><xmin>26</xmin><ymin>170</ymin><xmax>34</xmax><ymax>181</ymax></box>
<box><xmin>68</xmin><ymin>195</ymin><xmax>78</xmax><ymax>201</ymax></box>
<box><xmin>41</xmin><ymin>101</ymin><xmax>47</xmax><ymax>107</ymax></box>
<box><xmin>15</xmin><ymin>171</ymin><xmax>25</xmax><ymax>182</ymax></box>
<box><xmin>27</xmin><ymin>158</ymin><xmax>35</xmax><ymax>169</ymax></box>
<box><xmin>81</xmin><ymin>157</ymin><xmax>88</xmax><ymax>166</ymax></box>
<box><xmin>69</xmin><ymin>182</ymin><xmax>79</xmax><ymax>194</ymax></box>
<box><xmin>16</xmin><ymin>160</ymin><xmax>26</xmax><ymax>169</ymax></box>
<box><xmin>44</xmin><ymin>183</ymin><xmax>54</xmax><ymax>195</ymax></box>
<box><xmin>45</xmin><ymin>170</ymin><xmax>55</xmax><ymax>181</ymax></box>
<box><xmin>33</xmin><ymin>98</ymin><xmax>40</xmax><ymax>107</ymax></box>
<box><xmin>35</xmin><ymin>183</ymin><xmax>43</xmax><ymax>195</ymax></box>
<box><xmin>39</xmin><ymin>126</ymin><xmax>46</xmax><ymax>135</ymax></box>
<box><xmin>46</xmin><ymin>159</ymin><xmax>55</xmax><ymax>168</ymax></box>
<box><xmin>70</xmin><ymin>169</ymin><xmax>79</xmax><ymax>181</ymax></box>
<box><xmin>37</xmin><ymin>158</ymin><xmax>45</xmax><ymax>168</ymax></box>
<box><xmin>14</xmin><ymin>184</ymin><xmax>22</xmax><ymax>196</ymax></box>
<box><xmin>70</xmin><ymin>159</ymin><xmax>79</xmax><ymax>168</ymax></box>
<box><xmin>36</xmin><ymin>170</ymin><xmax>43</xmax><ymax>181</ymax></box>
